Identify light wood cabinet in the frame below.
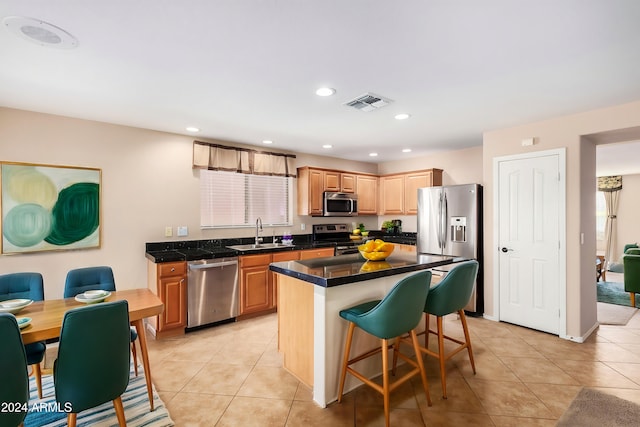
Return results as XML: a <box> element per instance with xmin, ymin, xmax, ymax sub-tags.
<box><xmin>379</xmin><ymin>175</ymin><xmax>405</xmax><ymax>215</ymax></box>
<box><xmin>356</xmin><ymin>175</ymin><xmax>378</xmax><ymax>215</ymax></box>
<box><xmin>298</xmin><ymin>166</ymin><xmax>440</xmax><ymax>216</ymax></box>
<box><xmin>239</xmin><ymin>253</ymin><xmax>273</xmax><ymax>315</ymax></box>
<box><xmin>240</xmin><ymin>248</ymin><xmax>333</xmax><ymax>316</ymax></box>
<box><xmin>341</xmin><ymin>173</ymin><xmax>356</xmax><ymax>193</ymax></box>
<box><xmin>299</xmin><ymin>247</ymin><xmax>334</xmax><ymax>259</ymax></box>
<box><xmin>379</xmin><ymin>169</ymin><xmax>443</xmax><ymax>215</ymax></box>
<box><xmin>324</xmin><ymin>171</ymin><xmax>340</xmax><ymax>191</ymax></box>
<box><xmin>297</xmin><ymin>167</ymin><xmax>324</xmax><ymax>216</ymax></box>
<box><xmin>147</xmin><ymin>260</ymin><xmax>187</xmax><ymax>338</ymax></box>
<box><xmin>298</xmin><ymin>167</ymin><xmax>377</xmax><ymax>216</ymax></box>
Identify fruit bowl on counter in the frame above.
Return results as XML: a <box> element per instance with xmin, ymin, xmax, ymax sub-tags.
<box><xmin>358</xmin><ymin>239</ymin><xmax>394</xmax><ymax>261</ymax></box>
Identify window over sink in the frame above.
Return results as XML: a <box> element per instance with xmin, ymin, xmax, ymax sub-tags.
<box><xmin>200</xmin><ymin>170</ymin><xmax>293</xmax><ymax>228</ymax></box>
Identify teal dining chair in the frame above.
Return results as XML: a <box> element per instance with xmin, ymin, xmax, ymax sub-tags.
<box><xmin>337</xmin><ymin>271</ymin><xmax>432</xmax><ymax>427</ymax></box>
<box><xmin>64</xmin><ymin>266</ymin><xmax>139</xmax><ymax>375</ymax></box>
<box><xmin>0</xmin><ymin>272</ymin><xmax>46</xmax><ymax>399</ymax></box>
<box><xmin>0</xmin><ymin>313</ymin><xmax>30</xmax><ymax>427</ymax></box>
<box><xmin>411</xmin><ymin>260</ymin><xmax>479</xmax><ymax>399</ymax></box>
<box><xmin>54</xmin><ymin>300</ymin><xmax>131</xmax><ymax>427</ymax></box>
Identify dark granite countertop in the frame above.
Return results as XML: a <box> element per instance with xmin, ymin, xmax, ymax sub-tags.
<box><xmin>145</xmin><ymin>235</ymin><xmax>337</xmax><ymax>262</ymax></box>
<box><xmin>144</xmin><ymin>232</ymin><xmax>417</xmax><ymax>263</ymax></box>
<box><xmin>269</xmin><ymin>252</ymin><xmax>463</xmax><ymax>288</ymax></box>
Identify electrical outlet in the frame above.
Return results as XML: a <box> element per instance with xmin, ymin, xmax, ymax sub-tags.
<box><xmin>177</xmin><ymin>226</ymin><xmax>188</xmax><ymax>237</ymax></box>
<box><xmin>300</xmin><ymin>223</ymin><xmax>306</xmax><ymax>230</ymax></box>
<box><xmin>164</xmin><ymin>226</ymin><xmax>172</xmax><ymax>237</ymax></box>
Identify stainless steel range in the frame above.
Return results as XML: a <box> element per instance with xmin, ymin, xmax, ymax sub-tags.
<box><xmin>312</xmin><ymin>224</ymin><xmax>361</xmax><ymax>256</ymax></box>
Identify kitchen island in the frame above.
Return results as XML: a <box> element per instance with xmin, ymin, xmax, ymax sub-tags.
<box><xmin>269</xmin><ymin>252</ymin><xmax>460</xmax><ymax>407</ymax></box>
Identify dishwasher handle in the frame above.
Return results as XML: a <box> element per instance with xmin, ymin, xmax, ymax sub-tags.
<box><xmin>188</xmin><ymin>260</ymin><xmax>238</xmax><ymax>270</ymax></box>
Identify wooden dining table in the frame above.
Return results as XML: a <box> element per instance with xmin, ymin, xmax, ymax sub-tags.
<box><xmin>18</xmin><ymin>288</ymin><xmax>164</xmax><ymax>411</ymax></box>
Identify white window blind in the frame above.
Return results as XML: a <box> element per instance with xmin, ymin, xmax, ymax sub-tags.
<box><xmin>200</xmin><ymin>170</ymin><xmax>292</xmax><ymax>228</ymax></box>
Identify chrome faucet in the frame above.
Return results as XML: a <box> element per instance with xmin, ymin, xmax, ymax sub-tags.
<box><xmin>255</xmin><ymin>217</ymin><xmax>263</xmax><ymax>246</ymax></box>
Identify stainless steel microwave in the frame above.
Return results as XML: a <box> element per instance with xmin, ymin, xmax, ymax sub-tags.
<box><xmin>323</xmin><ymin>192</ymin><xmax>358</xmax><ymax>216</ymax></box>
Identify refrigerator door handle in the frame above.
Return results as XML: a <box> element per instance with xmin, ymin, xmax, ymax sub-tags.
<box><xmin>441</xmin><ymin>192</ymin><xmax>448</xmax><ymax>250</ymax></box>
<box><xmin>437</xmin><ymin>192</ymin><xmax>444</xmax><ymax>249</ymax></box>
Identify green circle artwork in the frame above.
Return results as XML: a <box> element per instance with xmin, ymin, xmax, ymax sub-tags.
<box><xmin>45</xmin><ymin>182</ymin><xmax>100</xmax><ymax>245</ymax></box>
<box><xmin>3</xmin><ymin>203</ymin><xmax>52</xmax><ymax>246</ymax></box>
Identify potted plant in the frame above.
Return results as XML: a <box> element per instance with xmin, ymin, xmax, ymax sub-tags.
<box><xmin>381</xmin><ymin>220</ymin><xmax>394</xmax><ymax>233</ymax></box>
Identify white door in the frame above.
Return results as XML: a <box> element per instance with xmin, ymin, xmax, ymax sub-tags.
<box><xmin>497</xmin><ymin>150</ymin><xmax>563</xmax><ymax>334</ymax></box>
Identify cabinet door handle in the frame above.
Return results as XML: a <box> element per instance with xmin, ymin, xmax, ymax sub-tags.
<box><xmin>170</xmin><ymin>267</ymin><xmax>176</xmax><ymax>272</ymax></box>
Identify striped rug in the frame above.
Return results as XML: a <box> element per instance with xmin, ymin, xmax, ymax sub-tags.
<box><xmin>24</xmin><ymin>364</ymin><xmax>174</xmax><ymax>427</ymax></box>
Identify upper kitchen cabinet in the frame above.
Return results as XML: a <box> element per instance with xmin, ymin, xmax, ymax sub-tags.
<box><xmin>379</xmin><ymin>169</ymin><xmax>442</xmax><ymax>215</ymax></box>
<box><xmin>379</xmin><ymin>174</ymin><xmax>405</xmax><ymax>215</ymax></box>
<box><xmin>297</xmin><ymin>167</ymin><xmax>324</xmax><ymax>216</ymax></box>
<box><xmin>324</xmin><ymin>170</ymin><xmax>356</xmax><ymax>193</ymax></box>
<box><xmin>356</xmin><ymin>175</ymin><xmax>378</xmax><ymax>215</ymax></box>
<box><xmin>297</xmin><ymin>166</ymin><xmax>438</xmax><ymax>216</ymax></box>
<box><xmin>297</xmin><ymin>167</ymin><xmax>375</xmax><ymax>216</ymax></box>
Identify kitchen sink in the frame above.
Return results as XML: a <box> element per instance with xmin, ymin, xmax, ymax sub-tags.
<box><xmin>226</xmin><ymin>243</ymin><xmax>292</xmax><ymax>251</ymax></box>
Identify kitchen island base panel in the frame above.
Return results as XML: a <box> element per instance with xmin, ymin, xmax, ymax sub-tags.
<box><xmin>277</xmin><ymin>271</ymin><xmax>422</xmax><ymax>408</ymax></box>
<box><xmin>278</xmin><ymin>275</ymin><xmax>314</xmax><ymax>386</ymax></box>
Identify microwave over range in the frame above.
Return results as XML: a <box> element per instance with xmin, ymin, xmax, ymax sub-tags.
<box><xmin>323</xmin><ymin>192</ymin><xmax>358</xmax><ymax>217</ymax></box>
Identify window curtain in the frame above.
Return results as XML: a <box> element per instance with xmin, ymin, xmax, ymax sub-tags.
<box><xmin>598</xmin><ymin>175</ymin><xmax>622</xmax><ymax>268</ymax></box>
<box><xmin>193</xmin><ymin>141</ymin><xmax>296</xmax><ymax>177</ymax></box>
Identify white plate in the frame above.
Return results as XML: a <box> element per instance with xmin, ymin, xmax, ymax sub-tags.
<box><xmin>16</xmin><ymin>317</ymin><xmax>32</xmax><ymax>329</ymax></box>
<box><xmin>75</xmin><ymin>291</ymin><xmax>111</xmax><ymax>304</ymax></box>
<box><xmin>0</xmin><ymin>299</ymin><xmax>33</xmax><ymax>314</ymax></box>
<box><xmin>83</xmin><ymin>290</ymin><xmax>109</xmax><ymax>299</ymax></box>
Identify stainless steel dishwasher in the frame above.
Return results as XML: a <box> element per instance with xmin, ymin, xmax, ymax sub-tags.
<box><xmin>187</xmin><ymin>257</ymin><xmax>238</xmax><ymax>328</ymax></box>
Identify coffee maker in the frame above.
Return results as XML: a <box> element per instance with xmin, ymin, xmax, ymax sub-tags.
<box><xmin>391</xmin><ymin>219</ymin><xmax>402</xmax><ymax>234</ymax></box>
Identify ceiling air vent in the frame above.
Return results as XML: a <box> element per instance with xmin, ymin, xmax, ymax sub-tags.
<box><xmin>343</xmin><ymin>93</ymin><xmax>393</xmax><ymax>112</ymax></box>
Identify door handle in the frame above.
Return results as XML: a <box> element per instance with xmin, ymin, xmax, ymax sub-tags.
<box><xmin>501</xmin><ymin>247</ymin><xmax>514</xmax><ymax>253</ymax></box>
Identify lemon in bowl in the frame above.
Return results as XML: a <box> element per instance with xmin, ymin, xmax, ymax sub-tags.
<box><xmin>358</xmin><ymin>239</ymin><xmax>394</xmax><ymax>261</ymax></box>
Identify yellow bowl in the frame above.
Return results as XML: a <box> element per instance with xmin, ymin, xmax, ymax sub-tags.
<box><xmin>359</xmin><ymin>246</ymin><xmax>394</xmax><ymax>261</ymax></box>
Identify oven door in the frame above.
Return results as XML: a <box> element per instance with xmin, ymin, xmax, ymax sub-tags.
<box><xmin>324</xmin><ymin>192</ymin><xmax>358</xmax><ymax>217</ymax></box>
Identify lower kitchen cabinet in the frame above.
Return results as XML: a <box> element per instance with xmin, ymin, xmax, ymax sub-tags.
<box><xmin>299</xmin><ymin>247</ymin><xmax>334</xmax><ymax>259</ymax></box>
<box><xmin>239</xmin><ymin>253</ymin><xmax>273</xmax><ymax>316</ymax></box>
<box><xmin>146</xmin><ymin>260</ymin><xmax>187</xmax><ymax>338</ymax></box>
<box><xmin>239</xmin><ymin>248</ymin><xmax>334</xmax><ymax>316</ymax></box>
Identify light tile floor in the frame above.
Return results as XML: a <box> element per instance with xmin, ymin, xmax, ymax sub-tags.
<box><xmin>149</xmin><ymin>301</ymin><xmax>640</xmax><ymax>426</ymax></box>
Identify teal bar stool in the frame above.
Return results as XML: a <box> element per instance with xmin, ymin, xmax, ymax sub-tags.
<box><xmin>0</xmin><ymin>313</ymin><xmax>30</xmax><ymax>427</ymax></box>
<box><xmin>409</xmin><ymin>260</ymin><xmax>479</xmax><ymax>399</ymax></box>
<box><xmin>337</xmin><ymin>271</ymin><xmax>432</xmax><ymax>427</ymax></box>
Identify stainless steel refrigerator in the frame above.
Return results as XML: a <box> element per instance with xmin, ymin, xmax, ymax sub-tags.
<box><xmin>417</xmin><ymin>183</ymin><xmax>483</xmax><ymax>315</ymax></box>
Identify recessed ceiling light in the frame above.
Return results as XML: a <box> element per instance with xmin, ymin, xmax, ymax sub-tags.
<box><xmin>262</xmin><ymin>140</ymin><xmax>273</xmax><ymax>144</ymax></box>
<box><xmin>369</xmin><ymin>152</ymin><xmax>378</xmax><ymax>157</ymax></box>
<box><xmin>3</xmin><ymin>16</ymin><xmax>78</xmax><ymax>49</ymax></box>
<box><xmin>394</xmin><ymin>113</ymin><xmax>411</xmax><ymax>120</ymax></box>
<box><xmin>316</xmin><ymin>87</ymin><xmax>336</xmax><ymax>97</ymax></box>
<box><xmin>322</xmin><ymin>144</ymin><xmax>332</xmax><ymax>149</ymax></box>
<box><xmin>402</xmin><ymin>148</ymin><xmax>412</xmax><ymax>153</ymax></box>
<box><xmin>185</xmin><ymin>126</ymin><xmax>200</xmax><ymax>132</ymax></box>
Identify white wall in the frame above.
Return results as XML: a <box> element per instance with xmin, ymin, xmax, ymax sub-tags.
<box><xmin>483</xmin><ymin>99</ymin><xmax>640</xmax><ymax>339</ymax></box>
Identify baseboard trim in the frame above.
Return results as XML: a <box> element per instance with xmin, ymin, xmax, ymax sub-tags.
<box><xmin>560</xmin><ymin>321</ymin><xmax>599</xmax><ymax>343</ymax></box>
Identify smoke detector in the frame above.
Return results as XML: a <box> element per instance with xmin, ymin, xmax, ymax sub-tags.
<box><xmin>343</xmin><ymin>93</ymin><xmax>393</xmax><ymax>112</ymax></box>
<box><xmin>2</xmin><ymin>16</ymin><xmax>78</xmax><ymax>49</ymax></box>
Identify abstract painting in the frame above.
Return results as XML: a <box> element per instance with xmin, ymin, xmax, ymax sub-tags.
<box><xmin>1</xmin><ymin>162</ymin><xmax>101</xmax><ymax>254</ymax></box>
